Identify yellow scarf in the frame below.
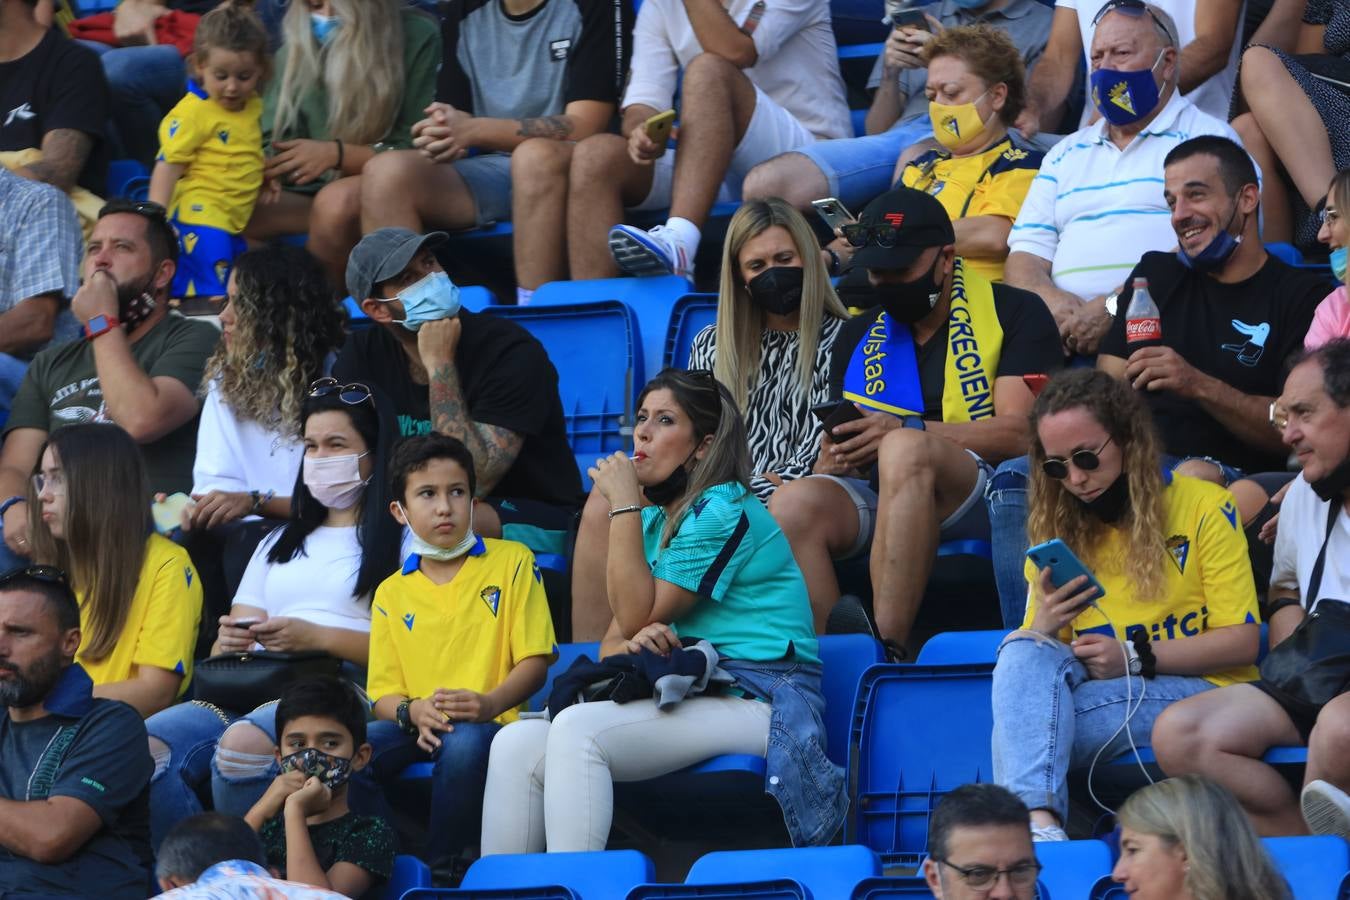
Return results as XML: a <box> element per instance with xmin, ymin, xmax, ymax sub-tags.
<box><xmin>942</xmin><ymin>258</ymin><xmax>1003</xmax><ymax>423</ymax></box>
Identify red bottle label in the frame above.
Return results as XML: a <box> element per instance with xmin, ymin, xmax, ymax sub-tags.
<box><xmin>1125</xmin><ymin>318</ymin><xmax>1162</xmax><ymax>342</ymax></box>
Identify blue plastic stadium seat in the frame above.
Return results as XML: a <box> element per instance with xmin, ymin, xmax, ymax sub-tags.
<box><xmin>386</xmin><ymin>855</ymin><xmax>433</xmax><ymax>899</ymax></box>
<box><xmin>1107</xmin><ymin>744</ymin><xmax>1308</xmax><ymax>767</ymax></box>
<box><xmin>106</xmin><ymin>159</ymin><xmax>149</xmax><ymax>201</ymax></box>
<box><xmin>402</xmin><ymin>887</ymin><xmax>576</xmax><ymax>898</ymax></box>
<box><xmin>851</xmin><ymin>876</ymin><xmax>935</xmax><ymax>898</ymax></box>
<box><xmin>685</xmin><ymin>846</ymin><xmax>882</xmax><ymax>899</ymax></box>
<box><xmin>849</xmin><ymin>663</ymin><xmax>996</xmax><ymax>866</ymax></box>
<box><xmin>915</xmin><ymin>631</ymin><xmax>1007</xmax><ymax>665</ymax></box>
<box><xmin>1263</xmin><ymin>835</ymin><xmax>1350</xmax><ymax>899</ymax></box>
<box><xmin>459</xmin><ymin>850</ymin><xmax>655</xmax><ymax>899</ymax></box>
<box><xmin>628</xmin><ymin>881</ymin><xmax>807</xmax><ymax>899</ymax></box>
<box><xmin>664</xmin><ymin>293</ymin><xmax>718</xmax><ymax>369</ymax></box>
<box><xmin>1034</xmin><ymin>840</ymin><xmax>1113</xmax><ymax>900</ymax></box>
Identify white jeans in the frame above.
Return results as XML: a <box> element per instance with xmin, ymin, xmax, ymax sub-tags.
<box><xmin>480</xmin><ymin>696</ymin><xmax>772</xmax><ymax>854</ymax></box>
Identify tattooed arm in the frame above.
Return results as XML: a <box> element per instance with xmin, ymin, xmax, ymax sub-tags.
<box><xmin>17</xmin><ymin>129</ymin><xmax>94</xmax><ymax>193</ymax></box>
<box><xmin>425</xmin><ymin>100</ymin><xmax>616</xmax><ymax>159</ymax></box>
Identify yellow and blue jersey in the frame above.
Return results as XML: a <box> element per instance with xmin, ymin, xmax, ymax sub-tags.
<box><xmin>157</xmin><ymin>86</ymin><xmax>264</xmax><ymax>234</ymax></box>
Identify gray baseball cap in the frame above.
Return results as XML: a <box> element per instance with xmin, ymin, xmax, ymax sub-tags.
<box><xmin>345</xmin><ymin>228</ymin><xmax>449</xmax><ymax>302</ymax></box>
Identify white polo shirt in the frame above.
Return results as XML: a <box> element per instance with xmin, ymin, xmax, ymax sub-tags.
<box><xmin>1271</xmin><ymin>475</ymin><xmax>1350</xmax><ymax>613</ymax></box>
<box><xmin>1007</xmin><ymin>91</ymin><xmax>1240</xmax><ymax>300</ymax></box>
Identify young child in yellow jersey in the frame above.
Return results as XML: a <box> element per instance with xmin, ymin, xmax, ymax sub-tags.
<box><xmin>148</xmin><ymin>2</ymin><xmax>269</xmax><ymax>299</ymax></box>
<box><xmin>366</xmin><ymin>434</ymin><xmax>555</xmax><ymax>873</ymax></box>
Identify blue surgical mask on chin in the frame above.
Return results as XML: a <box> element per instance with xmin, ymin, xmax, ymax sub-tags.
<box><xmin>1331</xmin><ymin>247</ymin><xmax>1347</xmax><ymax>283</ymax></box>
<box><xmin>1176</xmin><ymin>195</ymin><xmax>1245</xmax><ymax>272</ymax></box>
<box><xmin>311</xmin><ymin>13</ymin><xmax>340</xmax><ymax>45</ymax></box>
<box><xmin>397</xmin><ymin>502</ymin><xmax>477</xmax><ymax>561</ymax></box>
<box><xmin>382</xmin><ymin>271</ymin><xmax>461</xmax><ymax>332</ymax></box>
<box><xmin>1090</xmin><ymin>50</ymin><xmax>1165</xmax><ymax>126</ymax></box>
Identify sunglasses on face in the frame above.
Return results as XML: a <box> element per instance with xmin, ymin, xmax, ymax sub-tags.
<box><xmin>840</xmin><ymin>223</ymin><xmax>904</xmax><ymax>249</ymax></box>
<box><xmin>307</xmin><ymin>377</ymin><xmax>373</xmax><ymax>406</ymax></box>
<box><xmin>1041</xmin><ymin>436</ymin><xmax>1114</xmax><ymax>480</ymax></box>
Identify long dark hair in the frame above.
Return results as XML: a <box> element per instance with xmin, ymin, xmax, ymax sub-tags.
<box><xmin>266</xmin><ymin>386</ymin><xmax>401</xmax><ymax>599</ymax></box>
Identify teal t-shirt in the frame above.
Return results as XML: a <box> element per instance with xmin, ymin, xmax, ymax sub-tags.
<box><xmin>642</xmin><ymin>482</ymin><xmax>818</xmax><ymax>664</ymax></box>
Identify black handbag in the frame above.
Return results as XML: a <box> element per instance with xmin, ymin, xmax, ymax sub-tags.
<box><xmin>1257</xmin><ymin>500</ymin><xmax>1350</xmax><ymax>709</ymax></box>
<box><xmin>192</xmin><ymin>650</ymin><xmax>343</xmax><ymax>714</ymax></box>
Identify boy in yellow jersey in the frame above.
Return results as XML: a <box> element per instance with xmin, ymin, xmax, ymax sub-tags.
<box><xmin>148</xmin><ymin>3</ymin><xmax>269</xmax><ymax>299</ymax></box>
<box><xmin>366</xmin><ymin>434</ymin><xmax>555</xmax><ymax>873</ymax></box>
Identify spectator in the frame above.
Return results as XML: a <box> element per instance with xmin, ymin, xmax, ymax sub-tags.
<box><xmin>0</xmin><ymin>168</ymin><xmax>81</xmax><ymax>419</ymax></box>
<box><xmin>743</xmin><ymin>0</ymin><xmax>1052</xmax><ymax>216</ymax></box>
<box><xmin>0</xmin><ymin>0</ymin><xmax>110</xmax><ymax>195</ymax></box>
<box><xmin>1113</xmin><ymin>776</ymin><xmax>1291</xmax><ymax>899</ymax></box>
<box><xmin>1023</xmin><ymin>0</ymin><xmax>1242</xmax><ymax>136</ymax></box>
<box><xmin>149</xmin><ymin>2</ymin><xmax>271</xmax><ymax>301</ymax></box>
<box><xmin>481</xmin><ymin>369</ymin><xmax>840</xmax><ymax>852</ymax></box>
<box><xmin>245</xmin><ymin>0</ymin><xmax>440</xmax><ymax>257</ymax></box>
<box><xmin>0</xmin><ymin>199</ymin><xmax>219</xmax><ymax>570</ymax></box>
<box><xmin>571</xmin><ymin>198</ymin><xmax>850</xmax><ymax>638</ymax></box>
<box><xmin>338</xmin><ymin>228</ymin><xmax>582</xmax><ymax>541</ymax></box>
<box><xmin>156</xmin><ymin>812</ymin><xmax>348</xmax><ymax>899</ymax></box>
<box><xmin>243</xmin><ymin>678</ymin><xmax>396</xmax><ymax>897</ymax></box>
<box><xmin>345</xmin><ymin>0</ymin><xmax>632</xmax><ymax>304</ymax></box>
<box><xmin>768</xmin><ymin>188</ymin><xmax>1060</xmax><ymax>653</ymax></box>
<box><xmin>923</xmin><ymin>784</ymin><xmax>1041</xmax><ymax>900</ymax></box>
<box><xmin>1153</xmin><ymin>341</ymin><xmax>1350</xmax><ymax>838</ymax></box>
<box><xmin>538</xmin><ymin>0</ymin><xmax>852</xmax><ymax>285</ymax></box>
<box><xmin>1231</xmin><ymin>0</ymin><xmax>1350</xmax><ymax>245</ymax></box>
<box><xmin>988</xmin><ymin>136</ymin><xmax>1327</xmax><ymax>621</ymax></box>
<box><xmin>0</xmin><ymin>565</ymin><xmax>153</xmax><ymax>899</ymax></box>
<box><xmin>1004</xmin><ymin>3</ymin><xmax>1241</xmax><ymax>337</ymax></box>
<box><xmin>992</xmin><ymin>369</ymin><xmax>1259</xmax><ymax>842</ymax></box>
<box><xmin>26</xmin><ymin>423</ymin><xmax>202</xmax><ymax>717</ymax></box>
<box><xmin>366</xmin><ymin>434</ymin><xmax>555</xmax><ymax>872</ymax></box>
<box><xmin>1306</xmin><ymin>170</ymin><xmax>1350</xmax><ymax>349</ymax></box>
<box><xmin>144</xmin><ymin>380</ymin><xmax>402</xmax><ymax>848</ymax></box>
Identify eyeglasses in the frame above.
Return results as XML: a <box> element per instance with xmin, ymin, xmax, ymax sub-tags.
<box><xmin>841</xmin><ymin>223</ymin><xmax>904</xmax><ymax>249</ymax></box>
<box><xmin>32</xmin><ymin>472</ymin><xmax>64</xmax><ymax>497</ymax></box>
<box><xmin>1269</xmin><ymin>400</ymin><xmax>1289</xmax><ymax>431</ymax></box>
<box><xmin>1041</xmin><ymin>436</ymin><xmax>1114</xmax><ymax>479</ymax></box>
<box><xmin>0</xmin><ymin>565</ymin><xmax>70</xmax><ymax>590</ymax></box>
<box><xmin>1091</xmin><ymin>0</ymin><xmax>1173</xmax><ymax>38</ymax></box>
<box><xmin>307</xmin><ymin>378</ymin><xmax>373</xmax><ymax>406</ymax></box>
<box><xmin>936</xmin><ymin>858</ymin><xmax>1043</xmax><ymax>891</ymax></box>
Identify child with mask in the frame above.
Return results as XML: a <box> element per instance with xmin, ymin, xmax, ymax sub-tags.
<box><xmin>244</xmin><ymin>677</ymin><xmax>397</xmax><ymax>898</ymax></box>
<box><xmin>364</xmin><ymin>433</ymin><xmax>555</xmax><ymax>875</ymax></box>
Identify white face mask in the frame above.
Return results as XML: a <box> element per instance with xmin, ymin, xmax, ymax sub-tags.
<box><xmin>396</xmin><ymin>502</ymin><xmax>477</xmax><ymax>561</ymax></box>
<box><xmin>303</xmin><ymin>452</ymin><xmax>370</xmax><ymax>510</ymax></box>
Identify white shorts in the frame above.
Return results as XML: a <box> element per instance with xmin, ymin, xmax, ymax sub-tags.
<box><xmin>631</xmin><ymin>86</ymin><xmax>819</xmax><ymax>212</ymax></box>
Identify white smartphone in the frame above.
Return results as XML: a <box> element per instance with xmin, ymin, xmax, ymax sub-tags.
<box><xmin>811</xmin><ymin>197</ymin><xmax>855</xmax><ymax>233</ymax></box>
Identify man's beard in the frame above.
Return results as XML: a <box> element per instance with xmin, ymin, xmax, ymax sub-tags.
<box><xmin>115</xmin><ymin>273</ymin><xmax>157</xmax><ymax>329</ymax></box>
<box><xmin>0</xmin><ymin>649</ymin><xmax>63</xmax><ymax>709</ymax></box>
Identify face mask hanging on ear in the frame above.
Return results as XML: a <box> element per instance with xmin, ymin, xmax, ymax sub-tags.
<box><xmin>1176</xmin><ymin>194</ymin><xmax>1245</xmax><ymax>272</ymax></box>
<box><xmin>396</xmin><ymin>502</ymin><xmax>478</xmax><ymax>561</ymax></box>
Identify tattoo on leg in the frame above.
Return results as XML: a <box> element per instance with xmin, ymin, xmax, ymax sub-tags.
<box><xmin>517</xmin><ymin>116</ymin><xmax>575</xmax><ymax>140</ymax></box>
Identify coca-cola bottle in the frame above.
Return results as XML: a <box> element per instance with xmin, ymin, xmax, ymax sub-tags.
<box><xmin>1124</xmin><ymin>277</ymin><xmax>1162</xmax><ymax>349</ymax></box>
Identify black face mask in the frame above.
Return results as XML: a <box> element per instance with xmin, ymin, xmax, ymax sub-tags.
<box><xmin>1310</xmin><ymin>456</ymin><xmax>1350</xmax><ymax>502</ymax></box>
<box><xmin>1076</xmin><ymin>472</ymin><xmax>1131</xmax><ymax>524</ymax></box>
<box><xmin>643</xmin><ymin>450</ymin><xmax>696</xmax><ymax>506</ymax></box>
<box><xmin>874</xmin><ymin>260</ymin><xmax>943</xmax><ymax>323</ymax></box>
<box><xmin>746</xmin><ymin>266</ymin><xmax>804</xmax><ymax>316</ymax></box>
<box><xmin>116</xmin><ymin>275</ymin><xmax>157</xmax><ymax>330</ymax></box>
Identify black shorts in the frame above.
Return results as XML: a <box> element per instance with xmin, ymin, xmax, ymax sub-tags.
<box><xmin>1250</xmin><ymin>679</ymin><xmax>1338</xmax><ymax>744</ymax></box>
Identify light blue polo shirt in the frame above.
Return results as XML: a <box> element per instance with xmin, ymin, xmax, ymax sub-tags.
<box><xmin>642</xmin><ymin>482</ymin><xmax>818</xmax><ymax>664</ymax></box>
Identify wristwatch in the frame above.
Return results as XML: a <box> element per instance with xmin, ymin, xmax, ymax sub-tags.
<box><xmin>901</xmin><ymin>416</ymin><xmax>926</xmax><ymax>431</ymax></box>
<box><xmin>1124</xmin><ymin>640</ymin><xmax>1143</xmax><ymax>676</ymax></box>
<box><xmin>396</xmin><ymin>698</ymin><xmax>418</xmax><ymax>735</ymax></box>
<box><xmin>85</xmin><ymin>314</ymin><xmax>121</xmax><ymax>341</ymax></box>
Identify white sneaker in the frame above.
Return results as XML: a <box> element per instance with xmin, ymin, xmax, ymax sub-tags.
<box><xmin>1302</xmin><ymin>779</ymin><xmax>1350</xmax><ymax>840</ymax></box>
<box><xmin>1031</xmin><ymin>824</ymin><xmax>1069</xmax><ymax>842</ymax></box>
<box><xmin>608</xmin><ymin>223</ymin><xmax>693</xmax><ymax>279</ymax></box>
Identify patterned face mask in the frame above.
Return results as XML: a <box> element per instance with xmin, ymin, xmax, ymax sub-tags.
<box><xmin>279</xmin><ymin>747</ymin><xmax>353</xmax><ymax>788</ymax></box>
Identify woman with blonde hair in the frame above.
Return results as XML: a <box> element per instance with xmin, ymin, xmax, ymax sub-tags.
<box><xmin>990</xmin><ymin>368</ymin><xmax>1261</xmax><ymax>841</ymax></box>
<box><xmin>1113</xmin><ymin>775</ymin><xmax>1290</xmax><ymax>900</ymax></box>
<box><xmin>245</xmin><ymin>0</ymin><xmax>440</xmax><ymax>261</ymax></box>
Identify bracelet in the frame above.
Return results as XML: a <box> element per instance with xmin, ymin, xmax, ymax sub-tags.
<box><xmin>1262</xmin><ymin>596</ymin><xmax>1303</xmax><ymax>621</ymax></box>
<box><xmin>333</xmin><ymin>139</ymin><xmax>344</xmax><ymax>172</ymax></box>
<box><xmin>1128</xmin><ymin>632</ymin><xmax>1156</xmax><ymax>679</ymax></box>
<box><xmin>608</xmin><ymin>504</ymin><xmax>642</xmax><ymax>519</ymax></box>
<box><xmin>249</xmin><ymin>489</ymin><xmax>275</xmax><ymax>515</ymax></box>
<box><xmin>0</xmin><ymin>495</ymin><xmax>26</xmax><ymax>519</ymax></box>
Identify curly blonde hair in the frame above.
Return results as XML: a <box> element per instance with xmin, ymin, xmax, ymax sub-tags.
<box><xmin>922</xmin><ymin>23</ymin><xmax>1027</xmax><ymax>125</ymax></box>
<box><xmin>1027</xmin><ymin>369</ymin><xmax>1168</xmax><ymax>602</ymax></box>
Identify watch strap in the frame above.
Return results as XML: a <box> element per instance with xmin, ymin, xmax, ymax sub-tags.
<box><xmin>85</xmin><ymin>314</ymin><xmax>122</xmax><ymax>340</ymax></box>
<box><xmin>0</xmin><ymin>495</ymin><xmax>25</xmax><ymax>519</ymax></box>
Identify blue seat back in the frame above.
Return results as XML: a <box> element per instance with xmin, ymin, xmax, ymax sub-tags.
<box><xmin>528</xmin><ymin>641</ymin><xmax>601</xmax><ymax>711</ymax></box>
<box><xmin>915</xmin><ymin>631</ymin><xmax>1006</xmax><ymax>665</ymax></box>
<box><xmin>628</xmin><ymin>882</ymin><xmax>807</xmax><ymax>899</ymax></box>
<box><xmin>385</xmin><ymin>854</ymin><xmax>432</xmax><ymax>899</ymax></box>
<box><xmin>1263</xmin><ymin>835</ymin><xmax>1350</xmax><ymax>899</ymax></box>
<box><xmin>664</xmin><ymin>293</ymin><xmax>719</xmax><ymax>370</ymax></box>
<box><xmin>849</xmin><ymin>663</ymin><xmax>995</xmax><ymax>866</ymax></box>
<box><xmin>106</xmin><ymin>159</ymin><xmax>150</xmax><ymax>200</ymax></box>
<box><xmin>403</xmin><ymin>888</ymin><xmax>577</xmax><ymax>898</ymax></box>
<box><xmin>459</xmin><ymin>850</ymin><xmax>655</xmax><ymax>899</ymax></box>
<box><xmin>1034</xmin><ymin>840</ymin><xmax>1113</xmax><ymax>900</ymax></box>
<box><xmin>687</xmin><ymin>846</ymin><xmax>881</xmax><ymax>898</ymax></box>
<box><xmin>818</xmin><ymin>633</ymin><xmax>885</xmax><ymax>766</ymax></box>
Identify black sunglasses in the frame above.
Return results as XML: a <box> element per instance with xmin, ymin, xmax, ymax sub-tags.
<box><xmin>841</xmin><ymin>222</ymin><xmax>903</xmax><ymax>249</ymax></box>
<box><xmin>98</xmin><ymin>198</ymin><xmax>169</xmax><ymax>221</ymax></box>
<box><xmin>0</xmin><ymin>565</ymin><xmax>71</xmax><ymax>589</ymax></box>
<box><xmin>1041</xmin><ymin>436</ymin><xmax>1114</xmax><ymax>480</ymax></box>
<box><xmin>307</xmin><ymin>377</ymin><xmax>374</xmax><ymax>406</ymax></box>
<box><xmin>1091</xmin><ymin>0</ymin><xmax>1172</xmax><ymax>36</ymax></box>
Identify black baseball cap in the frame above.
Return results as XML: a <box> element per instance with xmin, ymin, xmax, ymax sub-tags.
<box><xmin>345</xmin><ymin>227</ymin><xmax>448</xmax><ymax>301</ymax></box>
<box><xmin>848</xmin><ymin>187</ymin><xmax>956</xmax><ymax>270</ymax></box>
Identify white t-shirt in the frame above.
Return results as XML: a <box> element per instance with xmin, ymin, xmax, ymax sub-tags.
<box><xmin>1008</xmin><ymin>91</ymin><xmax>1240</xmax><ymax>300</ymax></box>
<box><xmin>191</xmin><ymin>386</ymin><xmax>304</xmax><ymax>499</ymax></box>
<box><xmin>1271</xmin><ymin>475</ymin><xmax>1350</xmax><ymax>612</ymax></box>
<box><xmin>233</xmin><ymin>525</ymin><xmax>372</xmax><ymax>633</ymax></box>
<box><xmin>622</xmin><ymin>0</ymin><xmax>852</xmax><ymax>141</ymax></box>
<box><xmin>1059</xmin><ymin>0</ymin><xmax>1243</xmax><ymax>124</ymax></box>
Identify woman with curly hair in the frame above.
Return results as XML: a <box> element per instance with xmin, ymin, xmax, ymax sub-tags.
<box><xmin>990</xmin><ymin>368</ymin><xmax>1261</xmax><ymax>841</ymax></box>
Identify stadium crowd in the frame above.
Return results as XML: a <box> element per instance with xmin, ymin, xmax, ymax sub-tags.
<box><xmin>0</xmin><ymin>0</ymin><xmax>1349</xmax><ymax>894</ymax></box>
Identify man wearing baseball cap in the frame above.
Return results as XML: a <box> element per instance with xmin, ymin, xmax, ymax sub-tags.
<box><xmin>768</xmin><ymin>187</ymin><xmax>1061</xmax><ymax>656</ymax></box>
<box><xmin>332</xmin><ymin>227</ymin><xmax>581</xmax><ymax>539</ymax></box>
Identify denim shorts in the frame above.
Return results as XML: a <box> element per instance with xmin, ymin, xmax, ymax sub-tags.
<box><xmin>790</xmin><ymin>117</ymin><xmax>933</xmax><ymax>211</ymax></box>
<box><xmin>453</xmin><ymin>152</ymin><xmax>514</xmax><ymax>227</ymax></box>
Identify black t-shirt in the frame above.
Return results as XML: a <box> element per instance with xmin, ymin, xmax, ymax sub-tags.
<box><xmin>0</xmin><ymin>671</ymin><xmax>152</xmax><ymax>899</ymax></box>
<box><xmin>1099</xmin><ymin>252</ymin><xmax>1330</xmax><ymax>473</ymax></box>
<box><xmin>830</xmin><ymin>282</ymin><xmax>1064</xmax><ymax>420</ymax></box>
<box><xmin>333</xmin><ymin>314</ymin><xmax>582</xmax><ymax>507</ymax></box>
<box><xmin>260</xmin><ymin>812</ymin><xmax>396</xmax><ymax>899</ymax></box>
<box><xmin>0</xmin><ymin>29</ymin><xmax>110</xmax><ymax>195</ymax></box>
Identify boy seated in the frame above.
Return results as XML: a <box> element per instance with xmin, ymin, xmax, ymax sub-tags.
<box><xmin>366</xmin><ymin>434</ymin><xmax>556</xmax><ymax>872</ymax></box>
<box><xmin>243</xmin><ymin>678</ymin><xmax>396</xmax><ymax>899</ymax></box>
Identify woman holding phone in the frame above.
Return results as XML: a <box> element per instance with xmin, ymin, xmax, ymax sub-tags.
<box><xmin>990</xmin><ymin>369</ymin><xmax>1261</xmax><ymax>841</ymax></box>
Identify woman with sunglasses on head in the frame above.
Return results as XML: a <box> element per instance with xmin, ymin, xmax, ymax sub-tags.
<box><xmin>27</xmin><ymin>423</ymin><xmax>203</xmax><ymax>719</ymax></box>
<box><xmin>143</xmin><ymin>379</ymin><xmax>403</xmax><ymax>849</ymax></box>
<box><xmin>990</xmin><ymin>368</ymin><xmax>1260</xmax><ymax>841</ymax></box>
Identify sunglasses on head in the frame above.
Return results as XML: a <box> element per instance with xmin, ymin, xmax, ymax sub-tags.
<box><xmin>1091</xmin><ymin>0</ymin><xmax>1172</xmax><ymax>34</ymax></box>
<box><xmin>0</xmin><ymin>565</ymin><xmax>70</xmax><ymax>589</ymax></box>
<box><xmin>97</xmin><ymin>199</ymin><xmax>169</xmax><ymax>222</ymax></box>
<box><xmin>1041</xmin><ymin>436</ymin><xmax>1114</xmax><ymax>480</ymax></box>
<box><xmin>307</xmin><ymin>377</ymin><xmax>373</xmax><ymax>406</ymax></box>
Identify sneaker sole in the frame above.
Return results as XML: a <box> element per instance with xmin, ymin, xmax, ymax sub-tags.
<box><xmin>609</xmin><ymin>228</ymin><xmax>678</xmax><ymax>278</ymax></box>
<box><xmin>1302</xmin><ymin>784</ymin><xmax>1350</xmax><ymax>840</ymax></box>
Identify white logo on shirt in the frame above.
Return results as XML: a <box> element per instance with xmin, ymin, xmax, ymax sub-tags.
<box><xmin>549</xmin><ymin>38</ymin><xmax>571</xmax><ymax>61</ymax></box>
<box><xmin>4</xmin><ymin>103</ymin><xmax>35</xmax><ymax>127</ymax></box>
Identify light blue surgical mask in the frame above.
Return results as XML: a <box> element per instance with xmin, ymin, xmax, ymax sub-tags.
<box><xmin>380</xmin><ymin>270</ymin><xmax>461</xmax><ymax>332</ymax></box>
<box><xmin>311</xmin><ymin>13</ymin><xmax>340</xmax><ymax>45</ymax></box>
<box><xmin>396</xmin><ymin>502</ymin><xmax>478</xmax><ymax>561</ymax></box>
<box><xmin>1331</xmin><ymin>246</ymin><xmax>1347</xmax><ymax>284</ymax></box>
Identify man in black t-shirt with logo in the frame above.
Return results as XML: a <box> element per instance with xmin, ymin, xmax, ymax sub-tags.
<box><xmin>336</xmin><ymin>228</ymin><xmax>582</xmax><ymax>543</ymax></box>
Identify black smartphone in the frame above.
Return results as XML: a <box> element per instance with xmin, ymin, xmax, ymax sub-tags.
<box><xmin>892</xmin><ymin>8</ymin><xmax>931</xmax><ymax>30</ymax></box>
<box><xmin>811</xmin><ymin>400</ymin><xmax>865</xmax><ymax>440</ymax></box>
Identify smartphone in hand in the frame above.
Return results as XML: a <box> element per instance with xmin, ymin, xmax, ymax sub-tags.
<box><xmin>811</xmin><ymin>197</ymin><xmax>855</xmax><ymax>233</ymax></box>
<box><xmin>1026</xmin><ymin>538</ymin><xmax>1106</xmax><ymax>609</ymax></box>
<box><xmin>151</xmin><ymin>492</ymin><xmax>192</xmax><ymax>535</ymax></box>
<box><xmin>643</xmin><ymin>109</ymin><xmax>676</xmax><ymax>148</ymax></box>
<box><xmin>811</xmin><ymin>400</ymin><xmax>866</xmax><ymax>440</ymax></box>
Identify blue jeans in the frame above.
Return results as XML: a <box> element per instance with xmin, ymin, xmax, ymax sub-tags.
<box><xmin>367</xmin><ymin>719</ymin><xmax>501</xmax><ymax>866</ymax></box>
<box><xmin>990</xmin><ymin>633</ymin><xmax>1213</xmax><ymax>822</ymax></box>
<box><xmin>79</xmin><ymin>42</ymin><xmax>185</xmax><ymax>166</ymax></box>
<box><xmin>790</xmin><ymin>117</ymin><xmax>934</xmax><ymax>211</ymax></box>
<box><xmin>144</xmin><ymin>700</ymin><xmax>239</xmax><ymax>849</ymax></box>
<box><xmin>986</xmin><ymin>455</ymin><xmax>1032</xmax><ymax>629</ymax></box>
